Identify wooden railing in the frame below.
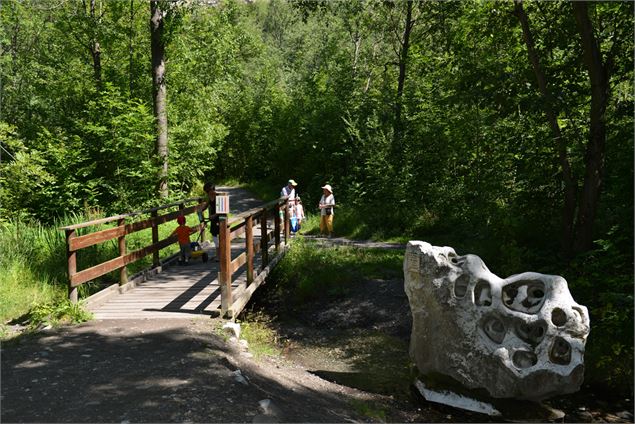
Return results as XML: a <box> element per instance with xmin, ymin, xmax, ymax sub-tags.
<box><xmin>60</xmin><ymin>197</ymin><xmax>209</xmax><ymax>303</ymax></box>
<box><xmin>219</xmin><ymin>196</ymin><xmax>290</xmax><ymax>318</ymax></box>
<box><xmin>60</xmin><ymin>195</ymin><xmax>292</xmax><ymax>319</ymax></box>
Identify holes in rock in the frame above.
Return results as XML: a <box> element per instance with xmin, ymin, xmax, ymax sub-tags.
<box><xmin>572</xmin><ymin>306</ymin><xmax>585</xmax><ymax>322</ymax></box>
<box><xmin>453</xmin><ymin>274</ymin><xmax>469</xmax><ymax>298</ymax></box>
<box><xmin>515</xmin><ymin>321</ymin><xmax>547</xmax><ymax>346</ymax></box>
<box><xmin>474</xmin><ymin>280</ymin><xmax>492</xmax><ymax>306</ymax></box>
<box><xmin>448</xmin><ymin>253</ymin><xmax>462</xmax><ymax>266</ymax></box>
<box><xmin>551</xmin><ymin>308</ymin><xmax>567</xmax><ymax>327</ymax></box>
<box><xmin>482</xmin><ymin>316</ymin><xmax>506</xmax><ymax>344</ymax></box>
<box><xmin>512</xmin><ymin>350</ymin><xmax>538</xmax><ymax>369</ymax></box>
<box><xmin>502</xmin><ymin>280</ymin><xmax>546</xmax><ymax>314</ymax></box>
<box><xmin>550</xmin><ymin>337</ymin><xmax>571</xmax><ymax>365</ymax></box>
<box><xmin>523</xmin><ymin>286</ymin><xmax>544</xmax><ymax>308</ymax></box>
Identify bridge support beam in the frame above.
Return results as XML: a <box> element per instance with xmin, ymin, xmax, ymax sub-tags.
<box><xmin>219</xmin><ymin>215</ymin><xmax>233</xmax><ymax>316</ymax></box>
<box><xmin>66</xmin><ymin>229</ymin><xmax>78</xmax><ymax>304</ymax></box>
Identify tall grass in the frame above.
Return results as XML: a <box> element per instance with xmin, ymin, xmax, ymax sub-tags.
<box><xmin>0</xmin><ymin>220</ymin><xmax>69</xmax><ymax>323</ymax></box>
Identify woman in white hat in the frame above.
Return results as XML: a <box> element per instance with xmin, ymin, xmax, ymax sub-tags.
<box><xmin>318</xmin><ymin>184</ymin><xmax>335</xmax><ymax>237</ymax></box>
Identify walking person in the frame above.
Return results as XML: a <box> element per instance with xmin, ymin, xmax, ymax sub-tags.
<box><xmin>295</xmin><ymin>197</ymin><xmax>305</xmax><ymax>233</ymax></box>
<box><xmin>281</xmin><ymin>179</ymin><xmax>298</xmax><ymax>233</ymax></box>
<box><xmin>172</xmin><ymin>215</ymin><xmax>192</xmax><ymax>265</ymax></box>
<box><xmin>318</xmin><ymin>184</ymin><xmax>335</xmax><ymax>238</ymax></box>
<box><xmin>203</xmin><ymin>182</ymin><xmax>220</xmax><ymax>261</ymax></box>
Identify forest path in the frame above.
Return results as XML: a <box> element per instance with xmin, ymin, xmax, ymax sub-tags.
<box><xmin>216</xmin><ymin>185</ymin><xmax>266</xmax><ymax>214</ymax></box>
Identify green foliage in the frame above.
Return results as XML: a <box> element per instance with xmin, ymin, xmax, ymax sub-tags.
<box><xmin>26</xmin><ymin>300</ymin><xmax>93</xmax><ymax>329</ymax></box>
<box><xmin>349</xmin><ymin>399</ymin><xmax>387</xmax><ymax>422</ymax></box>
<box><xmin>238</xmin><ymin>312</ymin><xmax>282</xmax><ymax>359</ymax></box>
<box><xmin>74</xmin><ymin>84</ymin><xmax>156</xmax><ymax>213</ymax></box>
<box><xmin>0</xmin><ymin>260</ymin><xmax>63</xmax><ymax>324</ymax></box>
<box><xmin>270</xmin><ymin>239</ymin><xmax>402</xmax><ymax>304</ymax></box>
<box><xmin>565</xmin><ymin>228</ymin><xmax>634</xmax><ymax>393</ymax></box>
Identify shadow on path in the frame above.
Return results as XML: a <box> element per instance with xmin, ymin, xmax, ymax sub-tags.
<box><xmin>1</xmin><ymin>319</ymin><xmax>367</xmax><ymax>423</ymax></box>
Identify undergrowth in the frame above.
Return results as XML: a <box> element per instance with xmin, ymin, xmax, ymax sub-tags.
<box><xmin>26</xmin><ymin>300</ymin><xmax>93</xmax><ymax>329</ymax></box>
<box><xmin>238</xmin><ymin>312</ymin><xmax>281</xmax><ymax>358</ymax></box>
<box><xmin>269</xmin><ymin>238</ymin><xmax>403</xmax><ymax>304</ymax></box>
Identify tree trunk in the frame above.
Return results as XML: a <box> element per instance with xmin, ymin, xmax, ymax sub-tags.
<box><xmin>129</xmin><ymin>0</ymin><xmax>135</xmax><ymax>96</ymax></box>
<box><xmin>571</xmin><ymin>1</ymin><xmax>610</xmax><ymax>253</ymax></box>
<box><xmin>150</xmin><ymin>0</ymin><xmax>169</xmax><ymax>198</ymax></box>
<box><xmin>393</xmin><ymin>0</ymin><xmax>414</xmax><ymax>157</ymax></box>
<box><xmin>513</xmin><ymin>0</ymin><xmax>577</xmax><ymax>256</ymax></box>
<box><xmin>88</xmin><ymin>0</ymin><xmax>102</xmax><ymax>90</ymax></box>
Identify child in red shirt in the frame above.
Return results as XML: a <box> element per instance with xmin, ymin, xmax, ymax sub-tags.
<box><xmin>173</xmin><ymin>216</ymin><xmax>192</xmax><ymax>264</ymax></box>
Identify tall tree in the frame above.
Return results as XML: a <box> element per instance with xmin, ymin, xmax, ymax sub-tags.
<box><xmin>392</xmin><ymin>0</ymin><xmax>416</xmax><ymax>156</ymax></box>
<box><xmin>129</xmin><ymin>0</ymin><xmax>135</xmax><ymax>96</ymax></box>
<box><xmin>87</xmin><ymin>0</ymin><xmax>102</xmax><ymax>89</ymax></box>
<box><xmin>150</xmin><ymin>0</ymin><xmax>169</xmax><ymax>198</ymax></box>
<box><xmin>571</xmin><ymin>1</ymin><xmax>611</xmax><ymax>253</ymax></box>
<box><xmin>513</xmin><ymin>0</ymin><xmax>577</xmax><ymax>256</ymax></box>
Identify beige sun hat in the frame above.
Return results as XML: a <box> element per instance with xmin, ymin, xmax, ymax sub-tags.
<box><xmin>288</xmin><ymin>179</ymin><xmax>298</xmax><ymax>186</ymax></box>
<box><xmin>321</xmin><ymin>184</ymin><xmax>333</xmax><ymax>193</ymax></box>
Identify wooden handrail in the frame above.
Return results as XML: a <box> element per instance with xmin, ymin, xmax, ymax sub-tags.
<box><xmin>227</xmin><ymin>196</ymin><xmax>288</xmax><ymax>226</ymax></box>
<box><xmin>218</xmin><ymin>196</ymin><xmax>290</xmax><ymax>317</ymax></box>
<box><xmin>60</xmin><ymin>197</ymin><xmax>205</xmax><ymax>231</ymax></box>
<box><xmin>64</xmin><ymin>192</ymin><xmax>293</xmax><ymax>317</ymax></box>
<box><xmin>63</xmin><ymin>197</ymin><xmax>208</xmax><ymax>301</ymax></box>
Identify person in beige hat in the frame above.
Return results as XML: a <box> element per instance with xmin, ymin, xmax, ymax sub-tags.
<box><xmin>281</xmin><ymin>179</ymin><xmax>298</xmax><ymax>200</ymax></box>
<box><xmin>281</xmin><ymin>179</ymin><xmax>298</xmax><ymax>224</ymax></box>
<box><xmin>318</xmin><ymin>184</ymin><xmax>335</xmax><ymax>237</ymax></box>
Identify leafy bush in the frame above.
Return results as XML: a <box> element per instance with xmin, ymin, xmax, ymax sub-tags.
<box><xmin>27</xmin><ymin>300</ymin><xmax>93</xmax><ymax>329</ymax></box>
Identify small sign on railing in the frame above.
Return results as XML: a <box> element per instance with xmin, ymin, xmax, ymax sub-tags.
<box><xmin>216</xmin><ymin>193</ymin><xmax>230</xmax><ymax>214</ymax></box>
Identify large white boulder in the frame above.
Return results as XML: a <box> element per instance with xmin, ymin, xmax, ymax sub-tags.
<box><xmin>404</xmin><ymin>241</ymin><xmax>590</xmax><ymax>400</ymax></box>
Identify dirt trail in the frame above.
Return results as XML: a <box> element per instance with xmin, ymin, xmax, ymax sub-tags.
<box><xmin>1</xmin><ymin>318</ymin><xmax>384</xmax><ymax>422</ymax></box>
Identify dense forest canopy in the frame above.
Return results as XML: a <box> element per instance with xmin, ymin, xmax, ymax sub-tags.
<box><xmin>0</xmin><ymin>0</ymin><xmax>631</xmax><ymax>253</ymax></box>
<box><xmin>0</xmin><ymin>0</ymin><xmax>633</xmax><ymax>392</ymax></box>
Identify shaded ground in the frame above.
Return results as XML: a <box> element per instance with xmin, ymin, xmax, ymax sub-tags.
<box><xmin>3</xmin><ymin>266</ymin><xmax>632</xmax><ymax>423</ymax></box>
<box><xmin>1</xmin><ymin>318</ymin><xmax>382</xmax><ymax>423</ymax></box>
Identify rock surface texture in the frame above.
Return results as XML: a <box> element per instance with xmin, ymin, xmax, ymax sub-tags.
<box><xmin>404</xmin><ymin>241</ymin><xmax>590</xmax><ymax>400</ymax></box>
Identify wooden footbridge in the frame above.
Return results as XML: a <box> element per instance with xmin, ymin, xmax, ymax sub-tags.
<box><xmin>60</xmin><ymin>188</ymin><xmax>292</xmax><ymax>320</ymax></box>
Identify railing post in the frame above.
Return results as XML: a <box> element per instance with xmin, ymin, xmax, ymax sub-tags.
<box><xmin>260</xmin><ymin>208</ymin><xmax>268</xmax><ymax>269</ymax></box>
<box><xmin>274</xmin><ymin>203</ymin><xmax>281</xmax><ymax>252</ymax></box>
<box><xmin>118</xmin><ymin>218</ymin><xmax>128</xmax><ymax>286</ymax></box>
<box><xmin>199</xmin><ymin>201</ymin><xmax>207</xmax><ymax>243</ymax></box>
<box><xmin>246</xmin><ymin>215</ymin><xmax>254</xmax><ymax>284</ymax></box>
<box><xmin>66</xmin><ymin>229</ymin><xmax>78</xmax><ymax>303</ymax></box>
<box><xmin>219</xmin><ymin>215</ymin><xmax>233</xmax><ymax>316</ymax></box>
<box><xmin>284</xmin><ymin>202</ymin><xmax>290</xmax><ymax>245</ymax></box>
<box><xmin>151</xmin><ymin>210</ymin><xmax>159</xmax><ymax>267</ymax></box>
